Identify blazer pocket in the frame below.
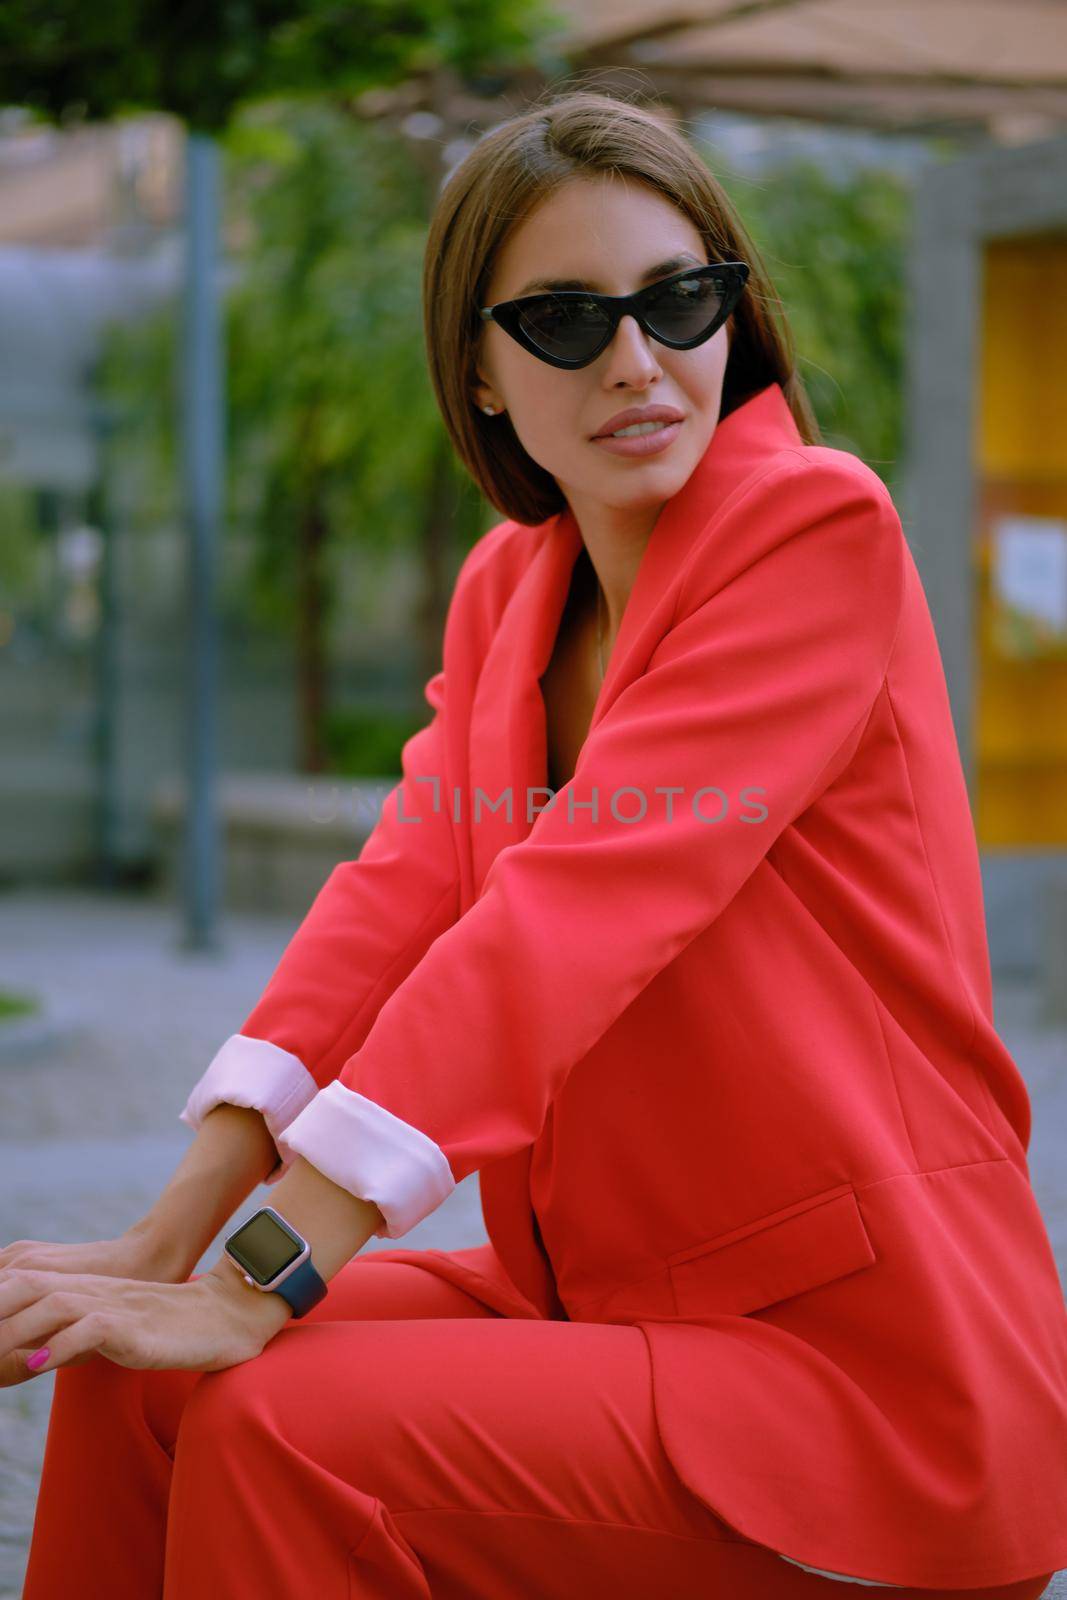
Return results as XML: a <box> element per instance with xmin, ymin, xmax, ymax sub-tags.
<box><xmin>667</xmin><ymin>1181</ymin><xmax>877</xmax><ymax>1319</ymax></box>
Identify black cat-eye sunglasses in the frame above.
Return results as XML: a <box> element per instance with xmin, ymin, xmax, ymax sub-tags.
<box><xmin>478</xmin><ymin>261</ymin><xmax>749</xmax><ymax>371</ymax></box>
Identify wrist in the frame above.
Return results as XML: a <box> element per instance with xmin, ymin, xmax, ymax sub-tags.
<box><xmin>202</xmin><ymin>1255</ymin><xmax>295</xmax><ymax>1335</ymax></box>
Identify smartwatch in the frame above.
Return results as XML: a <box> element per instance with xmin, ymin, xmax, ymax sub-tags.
<box><xmin>223</xmin><ymin>1205</ymin><xmax>328</xmax><ymax>1319</ymax></box>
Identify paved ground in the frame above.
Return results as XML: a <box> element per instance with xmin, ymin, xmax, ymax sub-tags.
<box><xmin>0</xmin><ymin>885</ymin><xmax>1064</xmax><ymax>1598</ymax></box>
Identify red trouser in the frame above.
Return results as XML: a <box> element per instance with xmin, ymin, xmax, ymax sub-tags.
<box><xmin>21</xmin><ymin>1253</ymin><xmax>1057</xmax><ymax>1600</ymax></box>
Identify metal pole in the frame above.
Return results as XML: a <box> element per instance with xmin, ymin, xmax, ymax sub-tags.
<box><xmin>179</xmin><ymin>129</ymin><xmax>224</xmax><ymax>952</ymax></box>
<box><xmin>88</xmin><ymin>451</ymin><xmax>119</xmax><ymax>887</ymax></box>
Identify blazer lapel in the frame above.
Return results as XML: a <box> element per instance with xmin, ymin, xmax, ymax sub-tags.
<box><xmin>467</xmin><ymin>380</ymin><xmax>802</xmax><ymax>896</ymax></box>
<box><xmin>589</xmin><ymin>379</ymin><xmax>804</xmax><ymax>725</ymax></box>
<box><xmin>468</xmin><ymin>516</ymin><xmax>581</xmax><ymax>892</ymax></box>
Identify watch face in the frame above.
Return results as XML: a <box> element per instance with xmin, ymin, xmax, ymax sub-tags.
<box><xmin>226</xmin><ymin>1209</ymin><xmax>304</xmax><ymax>1285</ymax></box>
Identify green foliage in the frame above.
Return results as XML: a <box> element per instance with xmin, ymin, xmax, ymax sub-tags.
<box><xmin>0</xmin><ymin>481</ymin><xmax>41</xmax><ymax>609</ymax></box>
<box><xmin>96</xmin><ymin>312</ymin><xmax>180</xmax><ymax>525</ymax></box>
<box><xmin>97</xmin><ymin>98</ymin><xmax>469</xmax><ymax>628</ymax></box>
<box><xmin>96</xmin><ymin>94</ymin><xmax>491</xmax><ymax>781</ymax></box>
<box><xmin>222</xmin><ymin>95</ymin><xmax>504</xmax><ymax>685</ymax></box>
<box><xmin>0</xmin><ymin>0</ymin><xmax>567</xmax><ymax>130</ymax></box>
<box><xmin>224</xmin><ymin>100</ymin><xmax>447</xmax><ymax>632</ymax></box>
<box><xmin>0</xmin><ymin>989</ymin><xmax>39</xmax><ymax>1021</ymax></box>
<box><xmin>320</xmin><ymin>705</ymin><xmax>425</xmax><ymax>776</ymax></box>
<box><xmin>714</xmin><ymin>154</ymin><xmax>911</xmax><ymax>484</ymax></box>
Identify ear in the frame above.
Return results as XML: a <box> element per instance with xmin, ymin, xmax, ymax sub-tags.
<box><xmin>471</xmin><ymin>373</ymin><xmax>502</xmax><ymax>416</ymax></box>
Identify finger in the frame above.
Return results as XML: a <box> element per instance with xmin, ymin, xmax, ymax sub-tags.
<box><xmin>21</xmin><ymin>1309</ymin><xmax>119</xmax><ymax>1376</ymax></box>
<box><xmin>0</xmin><ymin>1266</ymin><xmax>55</xmax><ymax>1317</ymax></box>
<box><xmin>1</xmin><ymin>1241</ymin><xmax>112</xmax><ymax>1271</ymax></box>
<box><xmin>0</xmin><ymin>1241</ymin><xmax>41</xmax><ymax>1268</ymax></box>
<box><xmin>0</xmin><ymin>1266</ymin><xmax>127</xmax><ymax>1309</ymax></box>
<box><xmin>0</xmin><ymin>1240</ymin><xmax>74</xmax><ymax>1264</ymax></box>
<box><xmin>0</xmin><ymin>1240</ymin><xmax>66</xmax><ymax>1260</ymax></box>
<box><xmin>0</xmin><ymin>1287</ymin><xmax>91</xmax><ymax>1367</ymax></box>
<box><xmin>0</xmin><ymin>1270</ymin><xmax>134</xmax><ymax>1342</ymax></box>
<box><xmin>0</xmin><ymin>1249</ymin><xmax>66</xmax><ymax>1282</ymax></box>
<box><xmin>0</xmin><ymin>1340</ymin><xmax>106</xmax><ymax>1389</ymax></box>
<box><xmin>0</xmin><ymin>1345</ymin><xmax>45</xmax><ymax>1389</ymax></box>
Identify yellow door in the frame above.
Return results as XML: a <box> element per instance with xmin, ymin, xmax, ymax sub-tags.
<box><xmin>975</xmin><ymin>235</ymin><xmax>1067</xmax><ymax>846</ymax></box>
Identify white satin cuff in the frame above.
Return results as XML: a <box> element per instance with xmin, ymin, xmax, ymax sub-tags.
<box><xmin>274</xmin><ymin>1080</ymin><xmax>456</xmax><ymax>1239</ymax></box>
<box><xmin>178</xmin><ymin>1033</ymin><xmax>320</xmax><ymax>1185</ymax></box>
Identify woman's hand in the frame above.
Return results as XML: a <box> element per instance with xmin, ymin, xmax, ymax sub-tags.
<box><xmin>0</xmin><ymin>1262</ymin><xmax>292</xmax><ymax>1389</ymax></box>
<box><xmin>0</xmin><ymin>1226</ymin><xmax>189</xmax><ymax>1287</ymax></box>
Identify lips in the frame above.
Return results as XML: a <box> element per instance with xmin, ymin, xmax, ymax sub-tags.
<box><xmin>592</xmin><ymin>404</ymin><xmax>685</xmax><ymax>439</ymax></box>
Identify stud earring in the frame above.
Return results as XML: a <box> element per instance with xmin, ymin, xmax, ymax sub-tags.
<box><xmin>482</xmin><ymin>404</ymin><xmax>498</xmax><ymax>415</ymax></box>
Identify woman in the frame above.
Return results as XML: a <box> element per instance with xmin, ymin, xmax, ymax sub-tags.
<box><xmin>7</xmin><ymin>88</ymin><xmax>1066</xmax><ymax>1599</ymax></box>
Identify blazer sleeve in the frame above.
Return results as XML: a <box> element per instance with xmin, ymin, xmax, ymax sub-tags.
<box><xmin>276</xmin><ymin>457</ymin><xmax>908</xmax><ymax>1236</ymax></box>
<box><xmin>176</xmin><ymin>531</ymin><xmax>505</xmax><ymax>1185</ymax></box>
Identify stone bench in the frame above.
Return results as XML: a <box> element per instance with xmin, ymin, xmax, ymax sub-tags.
<box><xmin>150</xmin><ymin>770</ymin><xmax>399</xmax><ymax>917</ymax></box>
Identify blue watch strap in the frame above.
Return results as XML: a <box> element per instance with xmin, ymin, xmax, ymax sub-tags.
<box><xmin>270</xmin><ymin>1255</ymin><xmax>328</xmax><ymax>1319</ymax></box>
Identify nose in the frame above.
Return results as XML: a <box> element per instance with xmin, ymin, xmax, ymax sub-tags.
<box><xmin>603</xmin><ymin>312</ymin><xmax>662</xmax><ymax>379</ymax></box>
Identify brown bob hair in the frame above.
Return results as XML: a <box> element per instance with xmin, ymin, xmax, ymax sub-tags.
<box><xmin>422</xmin><ymin>83</ymin><xmax>820</xmax><ymax>528</ymax></box>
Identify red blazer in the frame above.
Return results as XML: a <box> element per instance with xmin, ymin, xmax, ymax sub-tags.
<box><xmin>180</xmin><ymin>380</ymin><xmax>1067</xmax><ymax>1590</ymax></box>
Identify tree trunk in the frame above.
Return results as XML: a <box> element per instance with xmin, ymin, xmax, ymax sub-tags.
<box><xmin>415</xmin><ymin>433</ymin><xmax>458</xmax><ymax>689</ymax></box>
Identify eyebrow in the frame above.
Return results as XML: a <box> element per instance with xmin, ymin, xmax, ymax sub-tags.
<box><xmin>513</xmin><ymin>252</ymin><xmax>705</xmax><ymax>299</ymax></box>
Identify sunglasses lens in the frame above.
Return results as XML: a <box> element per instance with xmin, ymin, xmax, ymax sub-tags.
<box><xmin>644</xmin><ymin>272</ymin><xmax>728</xmax><ymax>344</ymax></box>
<box><xmin>518</xmin><ymin>295</ymin><xmax>608</xmax><ymax>363</ymax></box>
<box><xmin>510</xmin><ymin>269</ymin><xmax>740</xmax><ymax>365</ymax></box>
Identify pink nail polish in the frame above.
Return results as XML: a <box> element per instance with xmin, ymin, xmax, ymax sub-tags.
<box><xmin>26</xmin><ymin>1347</ymin><xmax>50</xmax><ymax>1371</ymax></box>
